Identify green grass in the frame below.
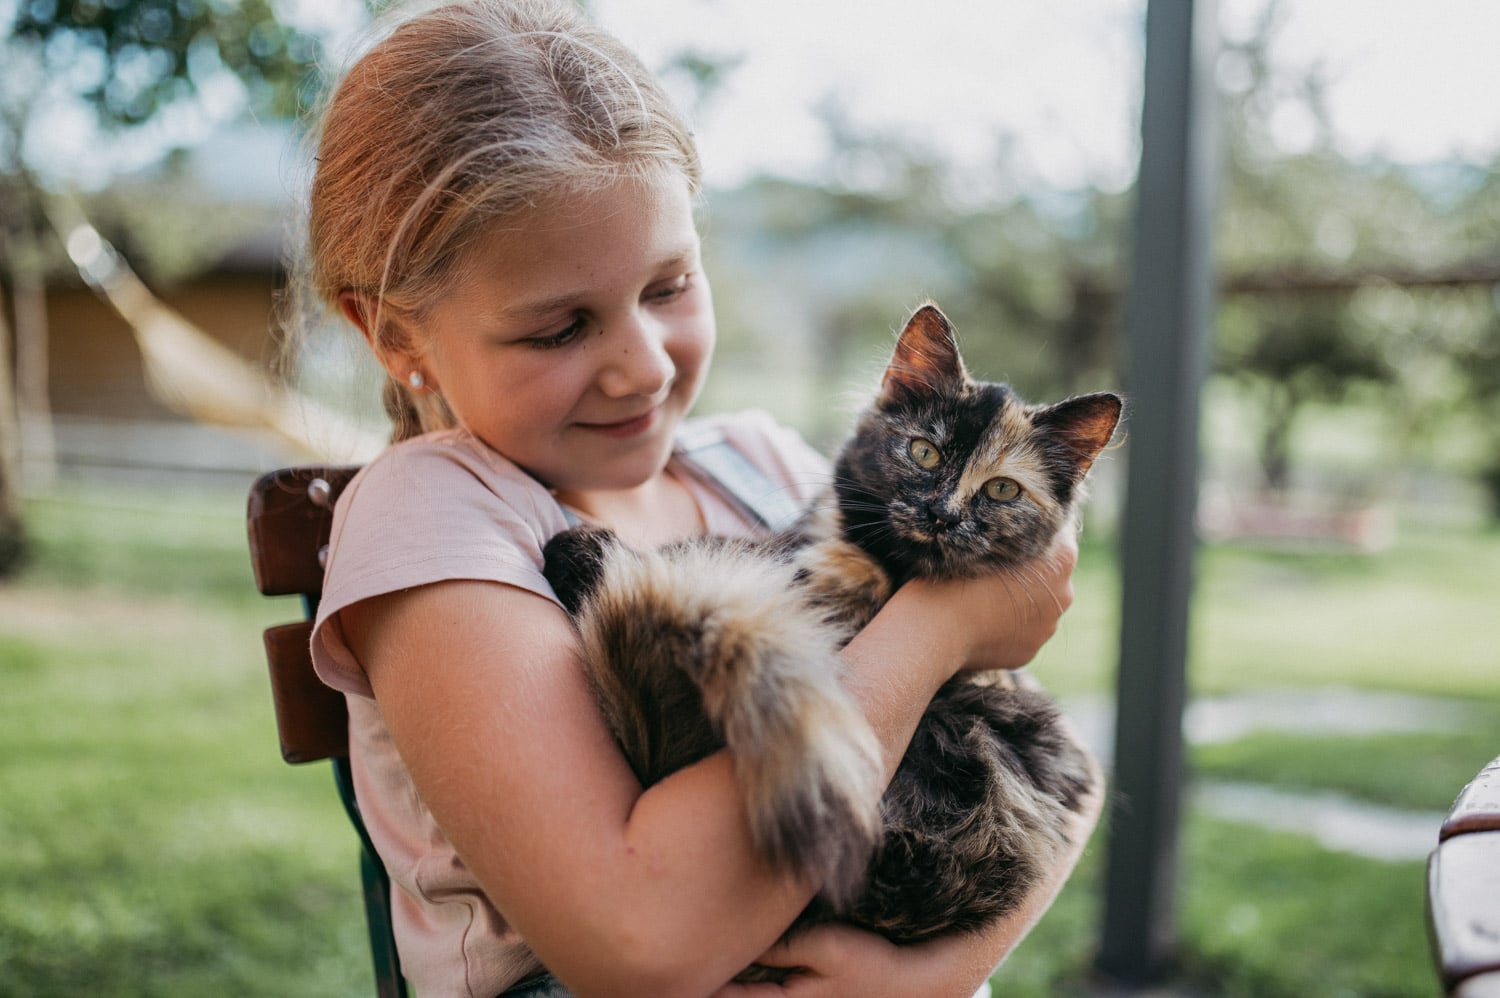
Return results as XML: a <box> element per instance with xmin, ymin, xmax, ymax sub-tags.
<box><xmin>1190</xmin><ymin>525</ymin><xmax>1500</xmax><ymax>698</ymax></box>
<box><xmin>1191</xmin><ymin>727</ymin><xmax>1500</xmax><ymax>814</ymax></box>
<box><xmin>1</xmin><ymin>484</ymin><xmax>374</xmax><ymax>998</ymax></box>
<box><xmin>993</xmin><ymin>817</ymin><xmax>1437</xmax><ymax>998</ymax></box>
<box><xmin>4</xmin><ymin>480</ymin><xmax>1493</xmax><ymax>996</ymax></box>
<box><xmin>1177</xmin><ymin>820</ymin><xmax>1435</xmax><ymax>998</ymax></box>
<box><xmin>17</xmin><ymin>484</ymin><xmax>272</xmax><ymax>601</ymax></box>
<box><xmin>1036</xmin><ymin>522</ymin><xmax>1500</xmax><ymax>700</ymax></box>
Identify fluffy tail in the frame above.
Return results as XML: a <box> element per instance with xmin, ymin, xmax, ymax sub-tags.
<box><xmin>574</xmin><ymin>534</ymin><xmax>885</xmax><ymax>907</ymax></box>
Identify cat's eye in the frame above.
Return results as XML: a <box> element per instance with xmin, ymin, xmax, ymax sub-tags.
<box><xmin>983</xmin><ymin>477</ymin><xmax>1022</xmax><ymax>502</ymax></box>
<box><xmin>908</xmin><ymin>438</ymin><xmax>941</xmax><ymax>469</ymax></box>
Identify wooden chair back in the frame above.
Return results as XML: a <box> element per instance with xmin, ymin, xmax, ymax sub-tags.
<box><xmin>246</xmin><ymin>465</ymin><xmax>408</xmax><ymax>998</ymax></box>
<box><xmin>247</xmin><ymin>465</ymin><xmax>359</xmax><ymax>763</ymax></box>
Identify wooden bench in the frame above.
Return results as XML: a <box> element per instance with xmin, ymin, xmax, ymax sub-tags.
<box><xmin>247</xmin><ymin>465</ymin><xmax>409</xmax><ymax>998</ymax></box>
<box><xmin>1428</xmin><ymin>755</ymin><xmax>1500</xmax><ymax>997</ymax></box>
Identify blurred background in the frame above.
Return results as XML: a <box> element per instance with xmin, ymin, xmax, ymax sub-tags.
<box><xmin>1</xmin><ymin>0</ymin><xmax>1496</xmax><ymax>995</ymax></box>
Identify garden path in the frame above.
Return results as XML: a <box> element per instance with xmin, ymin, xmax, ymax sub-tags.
<box><xmin>1061</xmin><ymin>686</ymin><xmax>1480</xmax><ymax>861</ymax></box>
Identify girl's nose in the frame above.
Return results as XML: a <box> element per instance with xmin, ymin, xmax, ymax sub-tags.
<box><xmin>598</xmin><ymin>314</ymin><xmax>674</xmax><ymax>398</ymax></box>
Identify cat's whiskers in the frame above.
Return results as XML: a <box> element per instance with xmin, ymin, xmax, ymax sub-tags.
<box><xmin>1004</xmin><ymin>559</ymin><xmax>1072</xmax><ymax>618</ymax></box>
<box><xmin>825</xmin><ymin>477</ymin><xmax>885</xmax><ymax>500</ymax></box>
<box><xmin>839</xmin><ymin>518</ymin><xmax>901</xmax><ymax>545</ymax></box>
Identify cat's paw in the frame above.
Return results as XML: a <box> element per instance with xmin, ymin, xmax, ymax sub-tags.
<box><xmin>791</xmin><ymin>539</ymin><xmax>892</xmax><ymax>640</ymax></box>
<box><xmin>542</xmin><ymin>525</ymin><xmax>619</xmax><ymax>616</ymax></box>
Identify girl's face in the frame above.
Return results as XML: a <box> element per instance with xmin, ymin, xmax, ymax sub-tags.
<box><xmin>409</xmin><ymin>173</ymin><xmax>714</xmax><ymax>494</ymax></box>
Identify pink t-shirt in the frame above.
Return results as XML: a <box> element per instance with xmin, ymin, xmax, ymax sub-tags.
<box><xmin>311</xmin><ymin>410</ymin><xmax>829</xmax><ymax>997</ymax></box>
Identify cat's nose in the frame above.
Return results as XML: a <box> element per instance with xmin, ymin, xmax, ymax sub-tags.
<box><xmin>926</xmin><ymin>501</ymin><xmax>962</xmax><ymax>529</ymax></box>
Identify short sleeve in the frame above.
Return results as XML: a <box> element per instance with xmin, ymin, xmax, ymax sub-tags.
<box><xmin>310</xmin><ymin>429</ymin><xmax>572</xmax><ymax>698</ymax></box>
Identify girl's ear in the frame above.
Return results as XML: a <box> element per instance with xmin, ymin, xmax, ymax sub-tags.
<box><xmin>337</xmin><ymin>290</ymin><xmax>376</xmax><ymax>341</ymax></box>
<box><xmin>337</xmin><ymin>290</ymin><xmax>431</xmax><ymax>388</ymax></box>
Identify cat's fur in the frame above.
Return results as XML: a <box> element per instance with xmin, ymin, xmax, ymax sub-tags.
<box><xmin>542</xmin><ymin>303</ymin><xmax>1122</xmax><ymax>944</ymax></box>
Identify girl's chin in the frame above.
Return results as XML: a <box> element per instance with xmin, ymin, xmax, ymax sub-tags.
<box><xmin>562</xmin><ymin>444</ymin><xmax>675</xmax><ymax>494</ymax></box>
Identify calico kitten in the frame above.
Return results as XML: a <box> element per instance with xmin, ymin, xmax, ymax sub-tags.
<box><xmin>542</xmin><ymin>303</ymin><xmax>1121</xmax><ymax>943</ymax></box>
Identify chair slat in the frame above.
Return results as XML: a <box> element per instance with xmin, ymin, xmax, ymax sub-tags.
<box><xmin>247</xmin><ymin>466</ymin><xmax>360</xmax><ymax>597</ymax></box>
<box><xmin>264</xmin><ymin>620</ymin><xmax>349</xmax><ymax>764</ymax></box>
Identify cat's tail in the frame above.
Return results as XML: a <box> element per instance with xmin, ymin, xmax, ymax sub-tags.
<box><xmin>580</xmin><ymin>535</ymin><xmax>886</xmax><ymax>908</ymax></box>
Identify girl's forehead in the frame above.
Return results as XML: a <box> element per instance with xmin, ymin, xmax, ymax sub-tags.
<box><xmin>488</xmin><ymin>171</ymin><xmax>698</xmax><ymax>244</ymax></box>
<box><xmin>447</xmin><ymin>174</ymin><xmax>702</xmax><ymax>307</ymax></box>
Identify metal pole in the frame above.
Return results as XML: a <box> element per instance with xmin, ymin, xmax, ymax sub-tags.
<box><xmin>1096</xmin><ymin>0</ymin><xmax>1218</xmax><ymax>984</ymax></box>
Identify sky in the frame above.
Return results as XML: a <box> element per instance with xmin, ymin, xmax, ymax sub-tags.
<box><xmin>594</xmin><ymin>0</ymin><xmax>1145</xmax><ymax>191</ymax></box>
<box><xmin>9</xmin><ymin>0</ymin><xmax>1500</xmax><ymax>196</ymax></box>
<box><xmin>589</xmin><ymin>0</ymin><xmax>1500</xmax><ymax>192</ymax></box>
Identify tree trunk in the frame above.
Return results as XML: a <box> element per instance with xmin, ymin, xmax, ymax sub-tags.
<box><xmin>12</xmin><ymin>228</ymin><xmax>55</xmax><ymax>488</ymax></box>
<box><xmin>1259</xmin><ymin>384</ymin><xmax>1296</xmax><ymax>495</ymax></box>
<box><xmin>0</xmin><ymin>275</ymin><xmax>29</xmax><ymax>575</ymax></box>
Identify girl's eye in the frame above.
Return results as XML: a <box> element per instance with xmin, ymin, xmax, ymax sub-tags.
<box><xmin>983</xmin><ymin>477</ymin><xmax>1022</xmax><ymax>502</ymax></box>
<box><xmin>647</xmin><ymin>274</ymin><xmax>691</xmax><ymax>302</ymax></box>
<box><xmin>908</xmin><ymin>438</ymin><xmax>941</xmax><ymax>469</ymax></box>
<box><xmin>527</xmin><ymin>316</ymin><xmax>586</xmax><ymax>349</ymax></box>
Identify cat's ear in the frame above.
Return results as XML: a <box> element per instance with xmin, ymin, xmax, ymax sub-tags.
<box><xmin>879</xmin><ymin>304</ymin><xmax>969</xmax><ymax>406</ymax></box>
<box><xmin>1034</xmin><ymin>392</ymin><xmax>1123</xmax><ymax>477</ymax></box>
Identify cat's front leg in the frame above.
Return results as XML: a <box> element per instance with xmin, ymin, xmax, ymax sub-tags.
<box><xmin>791</xmin><ymin>538</ymin><xmax>893</xmax><ymax>643</ymax></box>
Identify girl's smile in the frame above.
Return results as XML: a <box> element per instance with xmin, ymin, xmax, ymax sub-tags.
<box><xmin>576</xmin><ymin>405</ymin><xmax>661</xmax><ymax>439</ymax></box>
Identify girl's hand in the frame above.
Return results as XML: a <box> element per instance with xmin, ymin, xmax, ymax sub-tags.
<box><xmin>904</xmin><ymin>526</ymin><xmax>1080</xmax><ymax>674</ymax></box>
<box><xmin>838</xmin><ymin>527</ymin><xmax>1079</xmax><ymax>768</ymax></box>
<box><xmin>707</xmin><ymin>924</ymin><xmax>911</xmax><ymax>998</ymax></box>
<box><xmin>708</xmin><ymin>921</ymin><xmax>998</xmax><ymax>998</ymax></box>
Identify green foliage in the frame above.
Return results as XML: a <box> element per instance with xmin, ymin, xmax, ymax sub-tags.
<box><xmin>1210</xmin><ymin>9</ymin><xmax>1500</xmax><ymax>501</ymax></box>
<box><xmin>11</xmin><ymin>0</ymin><xmax>326</xmax><ymax>126</ymax></box>
<box><xmin>1447</xmin><ymin>310</ymin><xmax>1500</xmax><ymax>514</ymax></box>
<box><xmin>1216</xmin><ymin>294</ymin><xmax>1393</xmax><ymax>490</ymax></box>
<box><xmin>1</xmin><ymin>0</ymin><xmax>339</xmax><ymax>281</ymax></box>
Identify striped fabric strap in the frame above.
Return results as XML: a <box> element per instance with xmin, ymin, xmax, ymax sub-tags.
<box><xmin>553</xmin><ymin>426</ymin><xmax>805</xmax><ymax>533</ymax></box>
<box><xmin>673</xmin><ymin>426</ymin><xmax>805</xmax><ymax>533</ymax></box>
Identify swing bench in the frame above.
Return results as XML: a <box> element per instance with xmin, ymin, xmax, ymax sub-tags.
<box><xmin>1426</xmin><ymin>755</ymin><xmax>1500</xmax><ymax>997</ymax></box>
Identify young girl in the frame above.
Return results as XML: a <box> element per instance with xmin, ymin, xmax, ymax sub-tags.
<box><xmin>299</xmin><ymin>1</ymin><xmax>1100</xmax><ymax>995</ymax></box>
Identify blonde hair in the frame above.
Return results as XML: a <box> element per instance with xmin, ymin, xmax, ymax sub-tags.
<box><xmin>297</xmin><ymin>0</ymin><xmax>701</xmax><ymax>439</ymax></box>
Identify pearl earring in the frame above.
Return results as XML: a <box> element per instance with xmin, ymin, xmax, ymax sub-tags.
<box><xmin>408</xmin><ymin>371</ymin><xmax>424</xmax><ymax>390</ymax></box>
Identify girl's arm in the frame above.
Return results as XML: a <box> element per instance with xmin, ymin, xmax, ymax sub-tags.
<box><xmin>340</xmin><ymin>534</ymin><xmax>1078</xmax><ymax>998</ymax></box>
